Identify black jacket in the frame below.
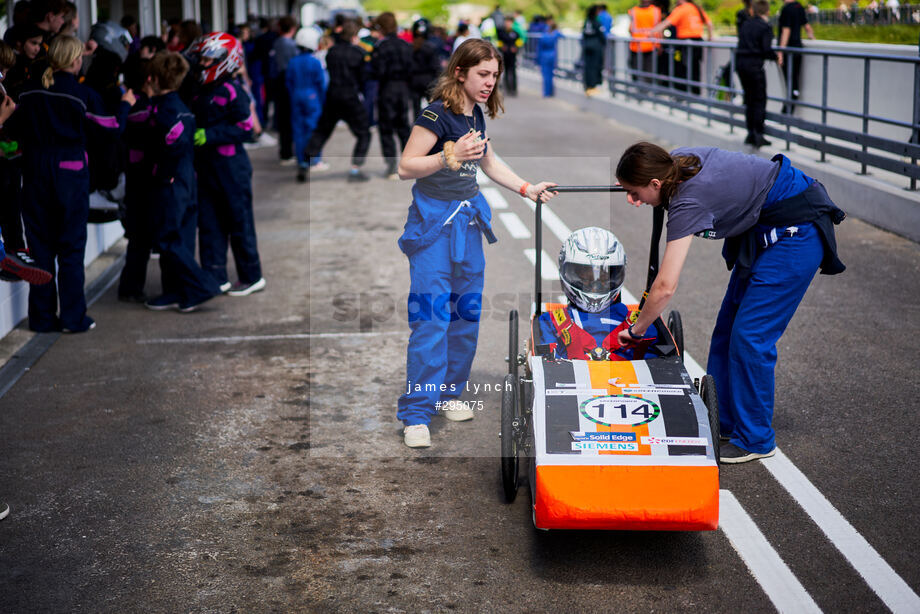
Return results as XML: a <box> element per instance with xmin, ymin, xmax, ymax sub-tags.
<box><xmin>724</xmin><ymin>169</ymin><xmax>846</xmax><ymax>279</ymax></box>
<box><xmin>736</xmin><ymin>17</ymin><xmax>777</xmax><ymax>69</ymax></box>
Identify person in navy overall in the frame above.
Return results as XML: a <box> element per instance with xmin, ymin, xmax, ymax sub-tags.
<box><xmin>396</xmin><ymin>39</ymin><xmax>556</xmax><ymax>448</ymax></box>
<box><xmin>537</xmin><ymin>227</ymin><xmax>663</xmax><ymax>361</ymax></box>
<box><xmin>616</xmin><ymin>142</ymin><xmax>845</xmax><ymax>463</ymax></box>
<box><xmin>141</xmin><ymin>51</ymin><xmax>221</xmax><ymax>312</ymax></box>
<box><xmin>187</xmin><ymin>32</ymin><xmax>265</xmax><ymax>297</ymax></box>
<box><xmin>285</xmin><ymin>27</ymin><xmax>326</xmax><ymax>183</ymax></box>
<box><xmin>5</xmin><ymin>35</ymin><xmax>134</xmax><ymax>332</ymax></box>
<box><xmin>118</xmin><ymin>78</ymin><xmax>155</xmax><ymax>302</ymax></box>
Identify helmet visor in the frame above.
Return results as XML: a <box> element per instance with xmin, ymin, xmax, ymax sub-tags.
<box><xmin>561</xmin><ymin>262</ymin><xmax>625</xmax><ymax>296</ymax></box>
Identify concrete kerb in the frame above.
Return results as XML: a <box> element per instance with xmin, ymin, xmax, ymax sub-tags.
<box><xmin>518</xmin><ymin>69</ymin><xmax>920</xmax><ymax>244</ymax></box>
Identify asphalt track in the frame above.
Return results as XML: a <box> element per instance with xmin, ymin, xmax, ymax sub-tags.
<box><xmin>0</xmin><ymin>87</ymin><xmax>918</xmax><ymax>613</ymax></box>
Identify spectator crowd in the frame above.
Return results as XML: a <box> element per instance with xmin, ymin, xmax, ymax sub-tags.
<box><xmin>0</xmin><ymin>3</ymin><xmax>540</xmax><ymax>334</ymax></box>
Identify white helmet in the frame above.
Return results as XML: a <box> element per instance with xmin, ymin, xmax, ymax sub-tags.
<box><xmin>558</xmin><ymin>227</ymin><xmax>627</xmax><ymax>313</ymax></box>
<box><xmin>295</xmin><ymin>27</ymin><xmax>320</xmax><ymax>51</ymax></box>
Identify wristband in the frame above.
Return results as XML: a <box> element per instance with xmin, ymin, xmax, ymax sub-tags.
<box><xmin>440</xmin><ymin>150</ymin><xmax>447</xmax><ymax>168</ymax></box>
<box><xmin>627</xmin><ymin>323</ymin><xmax>644</xmax><ymax>341</ymax></box>
<box><xmin>443</xmin><ymin>141</ymin><xmax>461</xmax><ymax>172</ymax></box>
<box><xmin>519</xmin><ymin>182</ymin><xmax>530</xmax><ymax>197</ymax></box>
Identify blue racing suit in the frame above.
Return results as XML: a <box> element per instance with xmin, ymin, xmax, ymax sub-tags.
<box><xmin>285</xmin><ymin>51</ymin><xmax>326</xmax><ymax>168</ymax></box>
<box><xmin>397</xmin><ymin>186</ymin><xmax>497</xmax><ymax>426</ymax></box>
<box><xmin>537</xmin><ymin>30</ymin><xmax>563</xmax><ymax>97</ymax></box>
<box><xmin>191</xmin><ymin>77</ymin><xmax>262</xmax><ymax>286</ymax></box>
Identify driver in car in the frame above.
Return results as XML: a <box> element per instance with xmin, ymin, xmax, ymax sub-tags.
<box><xmin>537</xmin><ymin>227</ymin><xmax>661</xmax><ymax>360</ymax></box>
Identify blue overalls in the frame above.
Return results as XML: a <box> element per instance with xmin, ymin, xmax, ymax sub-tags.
<box><xmin>537</xmin><ymin>30</ymin><xmax>563</xmax><ymax>97</ymax></box>
<box><xmin>119</xmin><ymin>94</ymin><xmax>155</xmax><ymax>299</ymax></box>
<box><xmin>707</xmin><ymin>157</ymin><xmax>843</xmax><ymax>454</ymax></box>
<box><xmin>191</xmin><ymin>78</ymin><xmax>262</xmax><ymax>287</ymax></box>
<box><xmin>149</xmin><ymin>91</ymin><xmax>220</xmax><ymax>306</ymax></box>
<box><xmin>285</xmin><ymin>51</ymin><xmax>326</xmax><ymax>169</ymax></box>
<box><xmin>397</xmin><ymin>186</ymin><xmax>497</xmax><ymax>426</ymax></box>
<box><xmin>9</xmin><ymin>71</ymin><xmax>128</xmax><ymax>332</ymax></box>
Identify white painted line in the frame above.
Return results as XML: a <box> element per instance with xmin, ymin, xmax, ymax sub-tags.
<box><xmin>719</xmin><ymin>490</ymin><xmax>823</xmax><ymax>614</ymax></box>
<box><xmin>477</xmin><ymin>167</ymin><xmax>490</xmax><ymax>185</ymax></box>
<box><xmin>481</xmin><ymin>186</ymin><xmax>509</xmax><ymax>209</ymax></box>
<box><xmin>524</xmin><ymin>249</ymin><xmax>559</xmax><ymax>280</ymax></box>
<box><xmin>498</xmin><ymin>212</ymin><xmax>531</xmax><ymax>239</ymax></box>
<box><xmin>138</xmin><ymin>331</ymin><xmax>404</xmax><ymax>344</ymax></box>
<box><xmin>762</xmin><ymin>449</ymin><xmax>920</xmax><ymax>614</ymax></box>
<box><xmin>521</xmin><ymin>197</ymin><xmax>571</xmax><ymax>244</ymax></box>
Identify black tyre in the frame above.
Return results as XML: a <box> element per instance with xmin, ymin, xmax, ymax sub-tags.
<box><xmin>508</xmin><ymin>310</ymin><xmax>519</xmax><ymax>378</ymax></box>
<box><xmin>501</xmin><ymin>373</ymin><xmax>520</xmax><ymax>502</ymax></box>
<box><xmin>667</xmin><ymin>310</ymin><xmax>684</xmax><ymax>362</ymax></box>
<box><xmin>700</xmin><ymin>374</ymin><xmax>721</xmax><ymax>464</ymax></box>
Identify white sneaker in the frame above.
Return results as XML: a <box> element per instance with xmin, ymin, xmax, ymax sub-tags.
<box><xmin>311</xmin><ymin>161</ymin><xmax>331</xmax><ymax>172</ymax></box>
<box><xmin>219</xmin><ymin>281</ymin><xmax>232</xmax><ymax>293</ymax></box>
<box><xmin>441</xmin><ymin>399</ymin><xmax>474</xmax><ymax>422</ymax></box>
<box><xmin>404</xmin><ymin>424</ymin><xmax>431</xmax><ymax>448</ymax></box>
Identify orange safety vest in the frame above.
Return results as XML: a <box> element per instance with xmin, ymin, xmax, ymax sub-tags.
<box><xmin>668</xmin><ymin>1</ymin><xmax>710</xmax><ymax>39</ymax></box>
<box><xmin>629</xmin><ymin>5</ymin><xmax>662</xmax><ymax>52</ymax></box>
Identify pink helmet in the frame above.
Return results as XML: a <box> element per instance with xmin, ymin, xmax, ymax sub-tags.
<box><xmin>188</xmin><ymin>32</ymin><xmax>244</xmax><ymax>84</ymax></box>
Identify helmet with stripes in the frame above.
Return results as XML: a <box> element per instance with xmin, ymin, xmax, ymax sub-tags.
<box><xmin>187</xmin><ymin>32</ymin><xmax>243</xmax><ymax>84</ymax></box>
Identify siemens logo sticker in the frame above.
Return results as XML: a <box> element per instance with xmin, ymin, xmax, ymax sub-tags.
<box><xmin>572</xmin><ymin>441</ymin><xmax>639</xmax><ymax>452</ymax></box>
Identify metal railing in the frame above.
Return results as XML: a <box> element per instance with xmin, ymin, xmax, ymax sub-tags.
<box><xmin>521</xmin><ymin>34</ymin><xmax>920</xmax><ymax>190</ymax></box>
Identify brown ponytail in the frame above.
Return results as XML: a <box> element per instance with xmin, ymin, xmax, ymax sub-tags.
<box><xmin>615</xmin><ymin>141</ymin><xmax>701</xmax><ymax>205</ymax></box>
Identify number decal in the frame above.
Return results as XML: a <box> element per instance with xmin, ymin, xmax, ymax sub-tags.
<box><xmin>579</xmin><ymin>396</ymin><xmax>661</xmax><ymax>427</ymax></box>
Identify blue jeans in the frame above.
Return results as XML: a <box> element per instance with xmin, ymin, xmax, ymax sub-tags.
<box><xmin>707</xmin><ymin>223</ymin><xmax>823</xmax><ymax>453</ymax></box>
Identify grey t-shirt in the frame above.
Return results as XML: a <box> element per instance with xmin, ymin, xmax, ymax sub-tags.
<box><xmin>665</xmin><ymin>147</ymin><xmax>780</xmax><ymax>242</ymax></box>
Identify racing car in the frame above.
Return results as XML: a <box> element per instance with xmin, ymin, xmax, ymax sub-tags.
<box><xmin>500</xmin><ymin>186</ymin><xmax>721</xmax><ymax>531</ymax></box>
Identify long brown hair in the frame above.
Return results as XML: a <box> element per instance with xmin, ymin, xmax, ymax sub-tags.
<box><xmin>429</xmin><ymin>38</ymin><xmax>504</xmax><ymax>119</ymax></box>
<box><xmin>615</xmin><ymin>141</ymin><xmax>701</xmax><ymax>205</ymax></box>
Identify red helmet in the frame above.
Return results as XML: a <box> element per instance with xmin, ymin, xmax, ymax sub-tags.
<box><xmin>188</xmin><ymin>32</ymin><xmax>244</xmax><ymax>84</ymax></box>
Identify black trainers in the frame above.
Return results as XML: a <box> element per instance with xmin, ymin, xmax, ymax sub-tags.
<box><xmin>297</xmin><ymin>167</ymin><xmax>308</xmax><ymax>183</ymax></box>
<box><xmin>145</xmin><ymin>295</ymin><xmax>180</xmax><ymax>311</ymax></box>
<box><xmin>1</xmin><ymin>251</ymin><xmax>52</xmax><ymax>285</ymax></box>
<box><xmin>62</xmin><ymin>318</ymin><xmax>96</xmax><ymax>333</ymax></box>
<box><xmin>227</xmin><ymin>277</ymin><xmax>266</xmax><ymax>297</ymax></box>
<box><xmin>347</xmin><ymin>169</ymin><xmax>370</xmax><ymax>183</ymax></box>
<box><xmin>178</xmin><ymin>293</ymin><xmax>217</xmax><ymax>313</ymax></box>
<box><xmin>720</xmin><ymin>443</ymin><xmax>776</xmax><ymax>464</ymax></box>
<box><xmin>118</xmin><ymin>292</ymin><xmax>148</xmax><ymax>304</ymax></box>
